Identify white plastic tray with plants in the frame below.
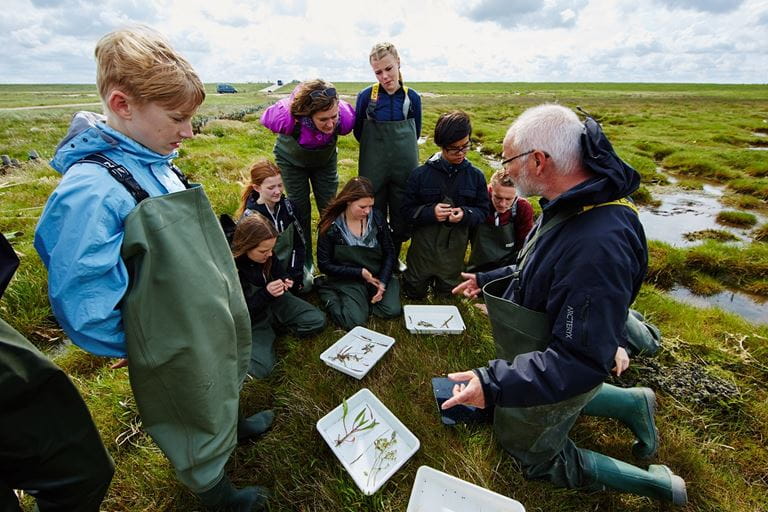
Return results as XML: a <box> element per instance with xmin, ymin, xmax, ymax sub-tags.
<box><xmin>319</xmin><ymin>326</ymin><xmax>395</xmax><ymax>379</ymax></box>
<box><xmin>404</xmin><ymin>305</ymin><xmax>466</xmax><ymax>335</ymax></box>
<box><xmin>316</xmin><ymin>388</ymin><xmax>420</xmax><ymax>495</ymax></box>
<box><xmin>407</xmin><ymin>465</ymin><xmax>526</xmax><ymax>512</ymax></box>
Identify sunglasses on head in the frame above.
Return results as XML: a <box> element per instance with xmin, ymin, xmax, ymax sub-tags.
<box><xmin>309</xmin><ymin>87</ymin><xmax>337</xmax><ymax>99</ymax></box>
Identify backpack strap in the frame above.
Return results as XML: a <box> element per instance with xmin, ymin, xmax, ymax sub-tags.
<box><xmin>401</xmin><ymin>85</ymin><xmax>411</xmax><ymax>119</ymax></box>
<box><xmin>77</xmin><ymin>154</ymin><xmax>149</xmax><ymax>203</ymax></box>
<box><xmin>282</xmin><ymin>197</ymin><xmax>306</xmax><ymax>243</ymax></box>
<box><xmin>366</xmin><ymin>83</ymin><xmax>379</xmax><ymax>120</ymax></box>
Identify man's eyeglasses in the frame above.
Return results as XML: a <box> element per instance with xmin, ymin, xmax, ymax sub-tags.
<box><xmin>445</xmin><ymin>142</ymin><xmax>472</xmax><ymax>155</ymax></box>
<box><xmin>309</xmin><ymin>87</ymin><xmax>337</xmax><ymax>99</ymax></box>
<box><xmin>501</xmin><ymin>150</ymin><xmax>549</xmax><ymax>168</ymax></box>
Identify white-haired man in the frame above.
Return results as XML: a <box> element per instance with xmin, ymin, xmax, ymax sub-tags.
<box><xmin>446</xmin><ymin>104</ymin><xmax>686</xmax><ymax>506</ymax></box>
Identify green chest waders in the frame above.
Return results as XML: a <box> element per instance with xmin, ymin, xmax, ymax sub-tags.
<box><xmin>273</xmin><ymin>222</ymin><xmax>313</xmax><ymax>291</ymax></box>
<box><xmin>405</xmin><ymin>222</ymin><xmax>469</xmax><ymax>294</ymax></box>
<box><xmin>121</xmin><ymin>185</ymin><xmax>251</xmax><ymax>492</ymax></box>
<box><xmin>319</xmin><ymin>244</ymin><xmax>401</xmax><ymax>329</ymax></box>
<box><xmin>480</xmin><ymin>198</ymin><xmax>642</xmax><ymax>486</ymax></box>
<box><xmin>274</xmin><ymin>133</ymin><xmax>339</xmax><ymax>265</ymax></box>
<box><xmin>468</xmin><ymin>221</ymin><xmax>516</xmax><ymax>271</ymax></box>
<box><xmin>358</xmin><ymin>85</ymin><xmax>418</xmax><ymax>243</ymax></box>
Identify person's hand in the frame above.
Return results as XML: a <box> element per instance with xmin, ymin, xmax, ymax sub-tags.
<box><xmin>110</xmin><ymin>358</ymin><xmax>128</xmax><ymax>369</ymax></box>
<box><xmin>448</xmin><ymin>207</ymin><xmax>464</xmax><ymax>223</ymax></box>
<box><xmin>452</xmin><ymin>272</ymin><xmax>481</xmax><ymax>298</ymax></box>
<box><xmin>441</xmin><ymin>371</ymin><xmax>486</xmax><ymax>409</ymax></box>
<box><xmin>370</xmin><ymin>284</ymin><xmax>385</xmax><ymax>304</ymax></box>
<box><xmin>283</xmin><ymin>278</ymin><xmax>294</xmax><ymax>291</ymax></box>
<box><xmin>266</xmin><ymin>279</ymin><xmax>285</xmax><ymax>297</ymax></box>
<box><xmin>612</xmin><ymin>346</ymin><xmax>630</xmax><ymax>376</ymax></box>
<box><xmin>434</xmin><ymin>202</ymin><xmax>452</xmax><ymax>222</ymax></box>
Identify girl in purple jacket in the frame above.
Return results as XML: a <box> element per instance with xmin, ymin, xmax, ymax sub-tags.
<box><xmin>260</xmin><ymin>79</ymin><xmax>355</xmax><ymax>268</ymax></box>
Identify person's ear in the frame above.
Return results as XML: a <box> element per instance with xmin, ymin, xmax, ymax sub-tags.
<box><xmin>107</xmin><ymin>90</ymin><xmax>132</xmax><ymax>120</ymax></box>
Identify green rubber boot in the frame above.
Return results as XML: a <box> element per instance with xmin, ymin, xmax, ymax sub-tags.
<box><xmin>581</xmin><ymin>383</ymin><xmax>659</xmax><ymax>459</ymax></box>
<box><xmin>196</xmin><ymin>474</ymin><xmax>269</xmax><ymax>511</ymax></box>
<box><xmin>237</xmin><ymin>410</ymin><xmax>275</xmax><ymax>443</ymax></box>
<box><xmin>582</xmin><ymin>449</ymin><xmax>687</xmax><ymax>506</ymax></box>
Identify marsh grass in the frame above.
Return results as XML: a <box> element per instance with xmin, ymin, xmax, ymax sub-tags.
<box><xmin>2</xmin><ymin>83</ymin><xmax>768</xmax><ymax>511</ymax></box>
<box><xmin>716</xmin><ymin>210</ymin><xmax>758</xmax><ymax>227</ymax></box>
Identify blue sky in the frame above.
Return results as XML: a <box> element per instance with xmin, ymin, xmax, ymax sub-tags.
<box><xmin>1</xmin><ymin>0</ymin><xmax>766</xmax><ymax>84</ymax></box>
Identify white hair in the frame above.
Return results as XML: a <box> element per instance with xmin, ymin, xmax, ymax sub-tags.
<box><xmin>503</xmin><ymin>103</ymin><xmax>584</xmax><ymax>176</ymax></box>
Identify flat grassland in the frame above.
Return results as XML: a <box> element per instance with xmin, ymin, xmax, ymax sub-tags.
<box><xmin>1</xmin><ymin>82</ymin><xmax>767</xmax><ymax>511</ymax></box>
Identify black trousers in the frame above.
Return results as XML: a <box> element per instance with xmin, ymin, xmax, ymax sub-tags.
<box><xmin>0</xmin><ymin>319</ymin><xmax>114</xmax><ymax>512</ymax></box>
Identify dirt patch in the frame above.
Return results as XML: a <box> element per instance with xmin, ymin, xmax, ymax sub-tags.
<box><xmin>610</xmin><ymin>359</ymin><xmax>740</xmax><ymax>406</ymax></box>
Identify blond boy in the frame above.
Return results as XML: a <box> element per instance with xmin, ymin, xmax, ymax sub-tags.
<box><xmin>35</xmin><ymin>27</ymin><xmax>269</xmax><ymax>510</ymax></box>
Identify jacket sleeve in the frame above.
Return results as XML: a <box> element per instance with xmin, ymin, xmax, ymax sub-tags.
<box><xmin>260</xmin><ymin>97</ymin><xmax>295</xmax><ymax>135</ymax></box>
<box><xmin>403</xmin><ymin>167</ymin><xmax>439</xmax><ymax>227</ymax></box>
<box><xmin>476</xmin><ymin>264</ymin><xmax>516</xmax><ymax>288</ymax></box>
<box><xmin>337</xmin><ymin>99</ymin><xmax>356</xmax><ymax>136</ymax></box>
<box><xmin>353</xmin><ymin>88</ymin><xmax>370</xmax><ymax>141</ymax></box>
<box><xmin>476</xmin><ymin>234</ymin><xmax>639</xmax><ymax>407</ymax></box>
<box><xmin>317</xmin><ymin>229</ymin><xmax>365</xmax><ymax>280</ymax></box>
<box><xmin>409</xmin><ymin>89</ymin><xmax>422</xmax><ymax>138</ymax></box>
<box><xmin>242</xmin><ymin>281</ymin><xmax>275</xmax><ymax>312</ymax></box>
<box><xmin>458</xmin><ymin>170</ymin><xmax>491</xmax><ymax>227</ymax></box>
<box><xmin>33</xmin><ymin>164</ymin><xmax>131</xmax><ymax>358</ymax></box>
<box><xmin>514</xmin><ymin>199</ymin><xmax>535</xmax><ymax>249</ymax></box>
<box><xmin>374</xmin><ymin>212</ymin><xmax>395</xmax><ymax>286</ymax></box>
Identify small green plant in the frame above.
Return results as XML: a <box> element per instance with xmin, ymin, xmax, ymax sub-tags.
<box><xmin>683</xmin><ymin>229</ymin><xmax>738</xmax><ymax>242</ymax></box>
<box><xmin>716</xmin><ymin>210</ymin><xmax>758</xmax><ymax>227</ymax></box>
<box><xmin>335</xmin><ymin>401</ymin><xmax>379</xmax><ymax>447</ymax></box>
<box><xmin>364</xmin><ymin>430</ymin><xmax>398</xmax><ymax>487</ymax></box>
<box><xmin>754</xmin><ymin>223</ymin><xmax>768</xmax><ymax>242</ymax></box>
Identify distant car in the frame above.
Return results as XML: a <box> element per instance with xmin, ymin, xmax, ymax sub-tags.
<box><xmin>217</xmin><ymin>83</ymin><xmax>237</xmax><ymax>94</ymax></box>
<box><xmin>276</xmin><ymin>80</ymin><xmax>283</xmax><ymax>86</ymax></box>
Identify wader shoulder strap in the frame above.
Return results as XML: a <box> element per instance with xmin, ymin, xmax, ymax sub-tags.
<box><xmin>515</xmin><ymin>197</ymin><xmax>638</xmax><ymax>281</ymax></box>
<box><xmin>77</xmin><ymin>153</ymin><xmax>149</xmax><ymax>204</ymax></box>
<box><xmin>282</xmin><ymin>198</ymin><xmax>306</xmax><ymax>243</ymax></box>
<box><xmin>169</xmin><ymin>164</ymin><xmax>191</xmax><ymax>189</ymax></box>
<box><xmin>366</xmin><ymin>83</ymin><xmax>411</xmax><ymax>120</ymax></box>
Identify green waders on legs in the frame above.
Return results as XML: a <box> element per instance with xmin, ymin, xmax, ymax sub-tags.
<box><xmin>483</xmin><ymin>276</ymin><xmax>686</xmax><ymax>506</ymax></box>
<box><xmin>404</xmin><ymin>223</ymin><xmax>468</xmax><ymax>298</ymax></box>
<box><xmin>317</xmin><ymin>277</ymin><xmax>401</xmax><ymax>330</ymax></box>
<box><xmin>0</xmin><ymin>319</ymin><xmax>114</xmax><ymax>512</ymax></box>
<box><xmin>248</xmin><ymin>292</ymin><xmax>326</xmax><ymax>378</ymax></box>
<box><xmin>358</xmin><ymin>115</ymin><xmax>419</xmax><ymax>273</ymax></box>
<box><xmin>120</xmin><ymin>186</ymin><xmax>266</xmax><ymax>511</ymax></box>
<box><xmin>274</xmin><ymin>134</ymin><xmax>339</xmax><ymax>267</ymax></box>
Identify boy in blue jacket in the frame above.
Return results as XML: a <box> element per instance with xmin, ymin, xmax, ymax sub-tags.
<box><xmin>34</xmin><ymin>26</ymin><xmax>269</xmax><ymax>511</ymax></box>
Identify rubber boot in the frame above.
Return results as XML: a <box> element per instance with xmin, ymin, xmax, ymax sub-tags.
<box><xmin>237</xmin><ymin>410</ymin><xmax>275</xmax><ymax>443</ymax></box>
<box><xmin>581</xmin><ymin>384</ymin><xmax>658</xmax><ymax>459</ymax></box>
<box><xmin>196</xmin><ymin>474</ymin><xmax>269</xmax><ymax>512</ymax></box>
<box><xmin>581</xmin><ymin>449</ymin><xmax>687</xmax><ymax>506</ymax></box>
<box><xmin>626</xmin><ymin>309</ymin><xmax>661</xmax><ymax>356</ymax></box>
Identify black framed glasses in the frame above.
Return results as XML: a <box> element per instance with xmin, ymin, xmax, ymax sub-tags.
<box><xmin>501</xmin><ymin>149</ymin><xmax>550</xmax><ymax>168</ymax></box>
<box><xmin>309</xmin><ymin>87</ymin><xmax>337</xmax><ymax>99</ymax></box>
<box><xmin>445</xmin><ymin>142</ymin><xmax>472</xmax><ymax>155</ymax></box>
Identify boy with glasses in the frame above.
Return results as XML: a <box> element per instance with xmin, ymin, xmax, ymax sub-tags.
<box><xmin>402</xmin><ymin>111</ymin><xmax>490</xmax><ymax>298</ymax></box>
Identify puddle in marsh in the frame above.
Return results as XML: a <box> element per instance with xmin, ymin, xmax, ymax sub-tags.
<box><xmin>747</xmin><ymin>147</ymin><xmax>768</xmax><ymax>151</ymax></box>
<box><xmin>638</xmin><ymin>186</ymin><xmax>761</xmax><ymax>247</ymax></box>
<box><xmin>669</xmin><ymin>286</ymin><xmax>768</xmax><ymax>325</ymax></box>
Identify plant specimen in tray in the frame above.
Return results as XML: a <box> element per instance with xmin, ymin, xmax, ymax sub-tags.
<box><xmin>352</xmin><ymin>332</ymin><xmax>389</xmax><ymax>347</ymax></box>
<box><xmin>440</xmin><ymin>315</ymin><xmax>454</xmax><ymax>328</ymax></box>
<box><xmin>335</xmin><ymin>400</ymin><xmax>379</xmax><ymax>447</ymax></box>
<box><xmin>364</xmin><ymin>430</ymin><xmax>399</xmax><ymax>486</ymax></box>
<box><xmin>331</xmin><ymin>345</ymin><xmax>367</xmax><ymax>372</ymax></box>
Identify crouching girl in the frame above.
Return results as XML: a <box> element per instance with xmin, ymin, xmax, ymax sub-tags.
<box><xmin>316</xmin><ymin>177</ymin><xmax>401</xmax><ymax>330</ymax></box>
<box><xmin>232</xmin><ymin>214</ymin><xmax>325</xmax><ymax>378</ymax></box>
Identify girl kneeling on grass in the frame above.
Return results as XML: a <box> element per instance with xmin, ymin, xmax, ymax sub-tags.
<box><xmin>232</xmin><ymin>214</ymin><xmax>325</xmax><ymax>378</ymax></box>
<box><xmin>237</xmin><ymin>159</ymin><xmax>312</xmax><ymax>293</ymax></box>
<box><xmin>315</xmin><ymin>177</ymin><xmax>401</xmax><ymax>330</ymax></box>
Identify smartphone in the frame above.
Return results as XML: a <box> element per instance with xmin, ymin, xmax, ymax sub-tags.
<box><xmin>431</xmin><ymin>377</ymin><xmax>493</xmax><ymax>426</ymax></box>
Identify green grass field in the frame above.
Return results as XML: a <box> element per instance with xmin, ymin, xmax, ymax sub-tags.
<box><xmin>1</xmin><ymin>82</ymin><xmax>767</xmax><ymax>511</ymax></box>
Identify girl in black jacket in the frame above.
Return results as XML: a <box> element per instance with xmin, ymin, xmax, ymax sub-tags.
<box><xmin>316</xmin><ymin>177</ymin><xmax>401</xmax><ymax>329</ymax></box>
<box><xmin>232</xmin><ymin>214</ymin><xmax>325</xmax><ymax>378</ymax></box>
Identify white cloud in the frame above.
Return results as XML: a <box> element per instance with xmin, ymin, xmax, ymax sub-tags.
<box><xmin>0</xmin><ymin>0</ymin><xmax>765</xmax><ymax>84</ymax></box>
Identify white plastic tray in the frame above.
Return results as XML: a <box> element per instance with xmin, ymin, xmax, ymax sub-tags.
<box><xmin>404</xmin><ymin>305</ymin><xmax>465</xmax><ymax>334</ymax></box>
<box><xmin>319</xmin><ymin>326</ymin><xmax>395</xmax><ymax>379</ymax></box>
<box><xmin>316</xmin><ymin>388</ymin><xmax>420</xmax><ymax>495</ymax></box>
<box><xmin>407</xmin><ymin>466</ymin><xmax>526</xmax><ymax>512</ymax></box>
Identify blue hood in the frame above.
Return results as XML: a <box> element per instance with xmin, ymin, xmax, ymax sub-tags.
<box><xmin>50</xmin><ymin>111</ymin><xmax>176</xmax><ymax>174</ymax></box>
